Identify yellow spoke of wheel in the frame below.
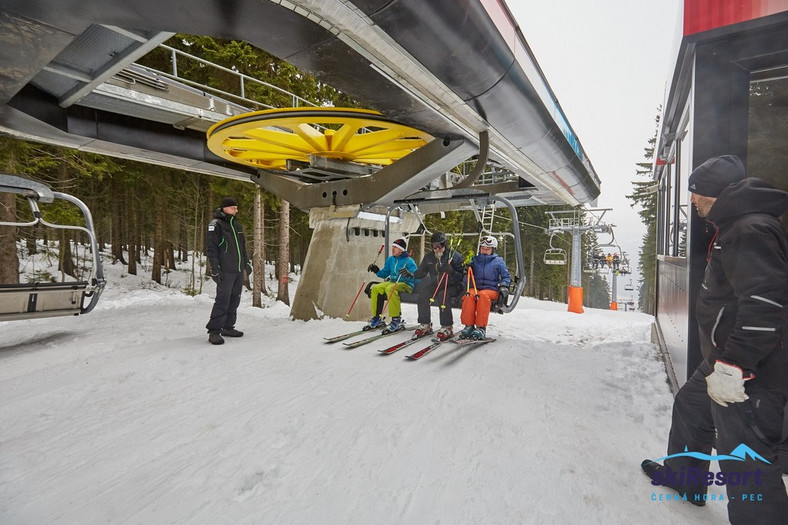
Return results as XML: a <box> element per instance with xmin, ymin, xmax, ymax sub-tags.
<box><xmin>206</xmin><ymin>107</ymin><xmax>433</xmax><ymax>170</ymax></box>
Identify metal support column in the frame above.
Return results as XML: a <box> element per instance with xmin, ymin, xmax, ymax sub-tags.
<box><xmin>546</xmin><ymin>208</ymin><xmax>614</xmax><ymax>314</ymax></box>
<box><xmin>610</xmin><ymin>271</ymin><xmax>619</xmax><ymax>311</ymax></box>
<box><xmin>568</xmin><ymin>225</ymin><xmax>584</xmax><ymax>313</ymax></box>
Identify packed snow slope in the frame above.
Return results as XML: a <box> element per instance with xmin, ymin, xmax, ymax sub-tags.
<box><xmin>1</xmin><ymin>263</ymin><xmax>730</xmax><ymax>524</ymax></box>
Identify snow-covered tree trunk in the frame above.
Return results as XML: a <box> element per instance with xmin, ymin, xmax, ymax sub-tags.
<box><xmin>252</xmin><ymin>188</ymin><xmax>267</xmax><ymax>307</ymax></box>
<box><xmin>276</xmin><ymin>199</ymin><xmax>290</xmax><ymax>305</ymax></box>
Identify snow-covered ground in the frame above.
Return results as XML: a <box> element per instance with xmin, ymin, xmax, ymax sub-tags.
<box><xmin>0</xmin><ymin>256</ymin><xmax>733</xmax><ymax>524</ymax></box>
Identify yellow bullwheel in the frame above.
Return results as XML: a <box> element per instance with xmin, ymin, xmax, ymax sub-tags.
<box><xmin>206</xmin><ymin>107</ymin><xmax>432</xmax><ymax>170</ymax></box>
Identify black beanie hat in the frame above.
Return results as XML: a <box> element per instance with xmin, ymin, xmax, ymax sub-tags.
<box><xmin>220</xmin><ymin>196</ymin><xmax>238</xmax><ymax>208</ymax></box>
<box><xmin>687</xmin><ymin>155</ymin><xmax>746</xmax><ymax>198</ymax></box>
<box><xmin>391</xmin><ymin>238</ymin><xmax>407</xmax><ymax>252</ymax></box>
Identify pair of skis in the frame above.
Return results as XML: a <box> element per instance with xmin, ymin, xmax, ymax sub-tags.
<box><xmin>343</xmin><ymin>324</ymin><xmax>407</xmax><ymax>349</ymax></box>
<box><xmin>324</xmin><ymin>325</ymin><xmax>494</xmax><ymax>359</ymax></box>
<box><xmin>322</xmin><ymin>325</ymin><xmax>384</xmax><ymax>344</ymax></box>
<box><xmin>379</xmin><ymin>331</ymin><xmax>442</xmax><ymax>357</ymax></box>
<box><xmin>323</xmin><ymin>323</ymin><xmax>406</xmax><ymax>349</ymax></box>
<box><xmin>407</xmin><ymin>337</ymin><xmax>495</xmax><ymax>360</ymax></box>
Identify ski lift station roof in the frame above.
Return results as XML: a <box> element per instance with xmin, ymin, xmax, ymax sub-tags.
<box><xmin>0</xmin><ymin>0</ymin><xmax>601</xmax><ymax>210</ymax></box>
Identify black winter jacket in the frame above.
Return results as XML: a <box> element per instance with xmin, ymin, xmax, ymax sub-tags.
<box><xmin>206</xmin><ymin>208</ymin><xmax>250</xmax><ymax>274</ymax></box>
<box><xmin>696</xmin><ymin>178</ymin><xmax>788</xmax><ymax>389</ymax></box>
<box><xmin>414</xmin><ymin>248</ymin><xmax>465</xmax><ymax>290</ymax></box>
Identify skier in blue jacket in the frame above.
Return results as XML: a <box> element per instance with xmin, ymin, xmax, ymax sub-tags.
<box><xmin>459</xmin><ymin>235</ymin><xmax>511</xmax><ymax>340</ymax></box>
<box><xmin>366</xmin><ymin>238</ymin><xmax>417</xmax><ymax>332</ymax></box>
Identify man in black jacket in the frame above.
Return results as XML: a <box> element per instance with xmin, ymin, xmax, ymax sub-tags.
<box><xmin>205</xmin><ymin>197</ymin><xmax>252</xmax><ymax>345</ymax></box>
<box><xmin>642</xmin><ymin>155</ymin><xmax>788</xmax><ymax>523</ymax></box>
<box><xmin>412</xmin><ymin>231</ymin><xmax>465</xmax><ymax>340</ymax></box>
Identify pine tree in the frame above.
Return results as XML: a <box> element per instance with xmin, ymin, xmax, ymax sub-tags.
<box><xmin>626</xmin><ymin>112</ymin><xmax>660</xmax><ymax>313</ymax></box>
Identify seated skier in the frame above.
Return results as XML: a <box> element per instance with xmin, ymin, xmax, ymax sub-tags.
<box><xmin>459</xmin><ymin>235</ymin><xmax>511</xmax><ymax>341</ymax></box>
<box><xmin>366</xmin><ymin>238</ymin><xmax>417</xmax><ymax>332</ymax></box>
<box><xmin>412</xmin><ymin>231</ymin><xmax>465</xmax><ymax>341</ymax></box>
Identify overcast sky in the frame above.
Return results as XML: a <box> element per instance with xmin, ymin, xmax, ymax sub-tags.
<box><xmin>508</xmin><ymin>0</ymin><xmax>683</xmax><ymax>298</ymax></box>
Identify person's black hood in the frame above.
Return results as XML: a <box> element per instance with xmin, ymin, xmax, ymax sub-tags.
<box><xmin>708</xmin><ymin>178</ymin><xmax>788</xmax><ymax>225</ymax></box>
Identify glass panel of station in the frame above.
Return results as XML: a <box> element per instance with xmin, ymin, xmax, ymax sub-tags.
<box><xmin>747</xmin><ymin>66</ymin><xmax>788</xmax><ymax>231</ymax></box>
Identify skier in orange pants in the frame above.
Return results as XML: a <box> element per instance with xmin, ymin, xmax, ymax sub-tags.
<box><xmin>459</xmin><ymin>236</ymin><xmax>511</xmax><ymax>340</ymax></box>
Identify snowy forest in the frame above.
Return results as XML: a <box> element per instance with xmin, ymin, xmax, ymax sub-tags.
<box><xmin>0</xmin><ymin>34</ymin><xmax>657</xmax><ymax>311</ymax></box>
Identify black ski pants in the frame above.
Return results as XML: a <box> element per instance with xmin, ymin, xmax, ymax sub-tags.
<box><xmin>665</xmin><ymin>361</ymin><xmax>788</xmax><ymax>523</ymax></box>
<box><xmin>206</xmin><ymin>272</ymin><xmax>243</xmax><ymax>332</ymax></box>
<box><xmin>414</xmin><ymin>274</ymin><xmax>456</xmax><ymax>327</ymax></box>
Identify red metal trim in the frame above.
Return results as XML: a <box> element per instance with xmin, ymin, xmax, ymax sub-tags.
<box><xmin>684</xmin><ymin>0</ymin><xmax>788</xmax><ymax>35</ymax></box>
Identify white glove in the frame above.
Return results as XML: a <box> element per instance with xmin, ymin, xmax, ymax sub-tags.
<box><xmin>706</xmin><ymin>361</ymin><xmax>750</xmax><ymax>407</ymax></box>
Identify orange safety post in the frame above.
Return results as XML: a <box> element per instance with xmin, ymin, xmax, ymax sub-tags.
<box><xmin>610</xmin><ymin>301</ymin><xmax>618</xmax><ymax>311</ymax></box>
<box><xmin>567</xmin><ymin>285</ymin><xmax>584</xmax><ymax>314</ymax></box>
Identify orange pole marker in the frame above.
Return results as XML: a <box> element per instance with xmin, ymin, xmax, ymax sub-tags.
<box><xmin>568</xmin><ymin>285</ymin><xmax>584</xmax><ymax>314</ymax></box>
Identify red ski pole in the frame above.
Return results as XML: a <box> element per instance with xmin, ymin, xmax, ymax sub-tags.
<box><xmin>440</xmin><ymin>271</ymin><xmax>450</xmax><ymax>310</ymax></box>
<box><xmin>345</xmin><ymin>244</ymin><xmax>384</xmax><ymax>319</ymax></box>
<box><xmin>429</xmin><ymin>271</ymin><xmax>449</xmax><ymax>305</ymax></box>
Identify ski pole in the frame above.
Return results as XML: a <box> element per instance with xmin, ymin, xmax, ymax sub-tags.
<box><xmin>439</xmin><ymin>237</ymin><xmax>462</xmax><ymax>309</ymax></box>
<box><xmin>429</xmin><ymin>271</ymin><xmax>448</xmax><ymax>304</ymax></box>
<box><xmin>467</xmin><ymin>266</ymin><xmax>479</xmax><ymax>300</ymax></box>
<box><xmin>440</xmin><ymin>271</ymin><xmax>450</xmax><ymax>310</ymax></box>
<box><xmin>381</xmin><ymin>273</ymin><xmax>403</xmax><ymax>316</ymax></box>
<box><xmin>345</xmin><ymin>244</ymin><xmax>384</xmax><ymax>319</ymax></box>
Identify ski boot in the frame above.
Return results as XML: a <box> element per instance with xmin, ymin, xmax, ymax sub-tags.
<box><xmin>364</xmin><ymin>315</ymin><xmax>385</xmax><ymax>331</ymax></box>
<box><xmin>471</xmin><ymin>326</ymin><xmax>486</xmax><ymax>340</ymax></box>
<box><xmin>436</xmin><ymin>325</ymin><xmax>454</xmax><ymax>341</ymax></box>
<box><xmin>458</xmin><ymin>325</ymin><xmax>475</xmax><ymax>340</ymax></box>
<box><xmin>414</xmin><ymin>323</ymin><xmax>433</xmax><ymax>337</ymax></box>
<box><xmin>385</xmin><ymin>316</ymin><xmax>404</xmax><ymax>334</ymax></box>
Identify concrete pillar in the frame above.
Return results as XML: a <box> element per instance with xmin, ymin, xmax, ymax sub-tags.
<box><xmin>290</xmin><ymin>206</ymin><xmax>419</xmax><ymax>321</ymax></box>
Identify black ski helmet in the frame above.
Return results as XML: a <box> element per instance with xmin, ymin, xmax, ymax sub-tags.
<box><xmin>430</xmin><ymin>231</ymin><xmax>447</xmax><ymax>246</ymax></box>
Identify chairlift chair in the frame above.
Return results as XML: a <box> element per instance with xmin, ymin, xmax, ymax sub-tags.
<box><xmin>0</xmin><ymin>174</ymin><xmax>106</xmax><ymax>321</ymax></box>
<box><xmin>384</xmin><ymin>190</ymin><xmax>525</xmax><ymax>314</ymax></box>
<box><xmin>543</xmin><ymin>248</ymin><xmax>566</xmax><ymax>265</ymax></box>
<box><xmin>543</xmin><ymin>234</ymin><xmax>566</xmax><ymax>265</ymax></box>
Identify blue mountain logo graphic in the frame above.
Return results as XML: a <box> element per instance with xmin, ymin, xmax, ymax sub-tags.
<box><xmin>656</xmin><ymin>444</ymin><xmax>771</xmax><ymax>464</ymax></box>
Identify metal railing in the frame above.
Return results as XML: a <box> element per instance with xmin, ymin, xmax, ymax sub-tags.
<box><xmin>144</xmin><ymin>44</ymin><xmax>319</xmax><ymax>111</ymax></box>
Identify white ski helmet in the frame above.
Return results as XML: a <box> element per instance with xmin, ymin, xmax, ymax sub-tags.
<box><xmin>479</xmin><ymin>235</ymin><xmax>498</xmax><ymax>249</ymax></box>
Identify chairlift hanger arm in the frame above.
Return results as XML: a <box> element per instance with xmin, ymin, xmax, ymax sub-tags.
<box><xmin>454</xmin><ymin>130</ymin><xmax>489</xmax><ymax>189</ymax></box>
<box><xmin>0</xmin><ymin>174</ymin><xmax>56</xmax><ymax>203</ymax></box>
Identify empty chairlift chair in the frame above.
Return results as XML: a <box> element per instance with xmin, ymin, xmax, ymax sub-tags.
<box><xmin>0</xmin><ymin>174</ymin><xmax>106</xmax><ymax>321</ymax></box>
<box><xmin>543</xmin><ymin>235</ymin><xmax>566</xmax><ymax>265</ymax></box>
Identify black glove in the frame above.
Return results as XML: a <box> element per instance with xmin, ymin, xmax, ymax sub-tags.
<box><xmin>245</xmin><ymin>263</ymin><xmax>253</xmax><ymax>276</ymax></box>
<box><xmin>368</xmin><ymin>264</ymin><xmax>380</xmax><ymax>274</ymax></box>
<box><xmin>436</xmin><ymin>261</ymin><xmax>445</xmax><ymax>274</ymax></box>
<box><xmin>399</xmin><ymin>267</ymin><xmax>413</xmax><ymax>279</ymax></box>
<box><xmin>497</xmin><ymin>285</ymin><xmax>509</xmax><ymax>306</ymax></box>
<box><xmin>212</xmin><ymin>272</ymin><xmax>222</xmax><ymax>284</ymax></box>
